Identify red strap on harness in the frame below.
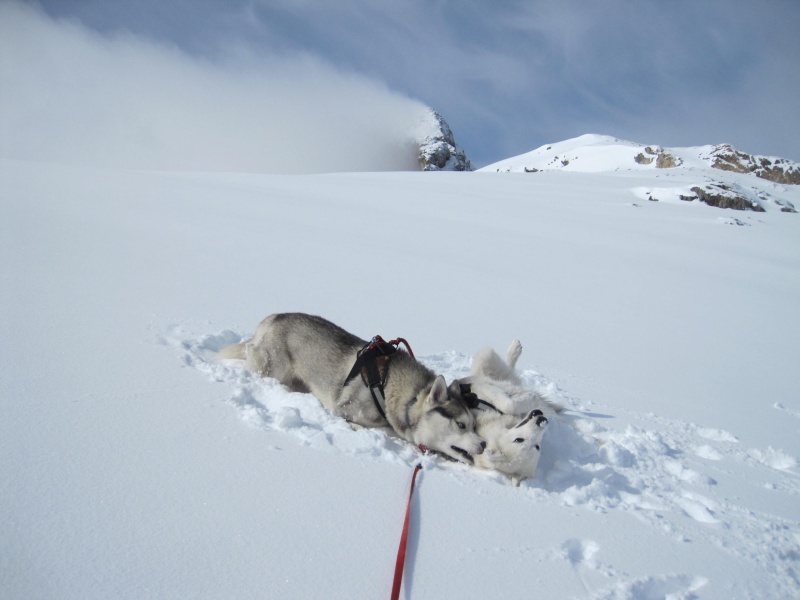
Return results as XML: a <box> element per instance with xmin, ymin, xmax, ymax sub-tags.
<box><xmin>370</xmin><ymin>335</ymin><xmax>415</xmax><ymax>359</ymax></box>
<box><xmin>386</xmin><ymin>337</ymin><xmax>415</xmax><ymax>359</ymax></box>
<box><xmin>390</xmin><ymin>463</ymin><xmax>423</xmax><ymax>600</ymax></box>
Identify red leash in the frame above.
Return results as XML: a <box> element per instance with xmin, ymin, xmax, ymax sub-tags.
<box><xmin>390</xmin><ymin>462</ymin><xmax>423</xmax><ymax>600</ymax></box>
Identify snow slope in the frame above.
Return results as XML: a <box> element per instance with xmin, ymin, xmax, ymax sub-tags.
<box><xmin>481</xmin><ymin>134</ymin><xmax>800</xmax><ymax>176</ymax></box>
<box><xmin>2</xmin><ymin>156</ymin><xmax>799</xmax><ymax>599</ymax></box>
<box><xmin>482</xmin><ymin>134</ymin><xmax>800</xmax><ymax>207</ymax></box>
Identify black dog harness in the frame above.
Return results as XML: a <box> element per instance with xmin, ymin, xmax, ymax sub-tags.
<box><xmin>344</xmin><ymin>336</ymin><xmax>414</xmax><ymax>420</ymax></box>
<box><xmin>459</xmin><ymin>383</ymin><xmax>504</xmax><ymax>413</ymax></box>
<box><xmin>459</xmin><ymin>383</ymin><xmax>547</xmax><ymax>426</ymax></box>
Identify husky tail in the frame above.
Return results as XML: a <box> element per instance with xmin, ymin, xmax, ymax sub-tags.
<box><xmin>219</xmin><ymin>342</ymin><xmax>246</xmax><ymax>360</ymax></box>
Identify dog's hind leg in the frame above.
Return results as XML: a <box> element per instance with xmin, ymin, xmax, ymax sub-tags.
<box><xmin>472</xmin><ymin>342</ymin><xmax>523</xmax><ymax>384</ymax></box>
<box><xmin>244</xmin><ymin>341</ymin><xmax>271</xmax><ymax>376</ymax></box>
<box><xmin>505</xmin><ymin>339</ymin><xmax>523</xmax><ymax>370</ymax></box>
<box><xmin>470</xmin><ymin>347</ymin><xmax>506</xmax><ymax>378</ymax></box>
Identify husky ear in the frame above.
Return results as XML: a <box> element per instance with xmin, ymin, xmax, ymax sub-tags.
<box><xmin>448</xmin><ymin>379</ymin><xmax>462</xmax><ymax>398</ymax></box>
<box><xmin>428</xmin><ymin>375</ymin><xmax>448</xmax><ymax>406</ymax></box>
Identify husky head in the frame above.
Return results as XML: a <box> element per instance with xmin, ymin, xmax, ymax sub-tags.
<box><xmin>475</xmin><ymin>409</ymin><xmax>548</xmax><ymax>486</ymax></box>
<box><xmin>414</xmin><ymin>376</ymin><xmax>486</xmax><ymax>464</ymax></box>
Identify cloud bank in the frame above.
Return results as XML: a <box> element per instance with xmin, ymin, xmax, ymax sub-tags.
<box><xmin>139</xmin><ymin>0</ymin><xmax>794</xmax><ymax>166</ymax></box>
<box><xmin>0</xmin><ymin>2</ymin><xmax>430</xmax><ymax>173</ymax></box>
<box><xmin>5</xmin><ymin>1</ymin><xmax>799</xmax><ymax>169</ymax></box>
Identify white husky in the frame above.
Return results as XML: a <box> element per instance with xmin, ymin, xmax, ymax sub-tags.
<box><xmin>461</xmin><ymin>340</ymin><xmax>555</xmax><ymax>486</ymax></box>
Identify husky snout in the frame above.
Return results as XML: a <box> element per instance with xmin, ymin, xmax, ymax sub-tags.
<box><xmin>449</xmin><ymin>432</ymin><xmax>486</xmax><ymax>465</ymax></box>
<box><xmin>470</xmin><ymin>437</ymin><xmax>488</xmax><ymax>455</ymax></box>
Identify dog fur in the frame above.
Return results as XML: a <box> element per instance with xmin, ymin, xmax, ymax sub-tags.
<box><xmin>220</xmin><ymin>313</ymin><xmax>486</xmax><ymax>464</ymax></box>
<box><xmin>461</xmin><ymin>340</ymin><xmax>554</xmax><ymax>485</ymax></box>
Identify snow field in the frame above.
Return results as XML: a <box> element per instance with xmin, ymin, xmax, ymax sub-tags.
<box><xmin>2</xmin><ymin>158</ymin><xmax>799</xmax><ymax>598</ymax></box>
<box><xmin>170</xmin><ymin>324</ymin><xmax>800</xmax><ymax>598</ymax></box>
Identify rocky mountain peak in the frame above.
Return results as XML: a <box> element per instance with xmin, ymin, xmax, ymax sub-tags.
<box><xmin>415</xmin><ymin>109</ymin><xmax>472</xmax><ymax>171</ymax></box>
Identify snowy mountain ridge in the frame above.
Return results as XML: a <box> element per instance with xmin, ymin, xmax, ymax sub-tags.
<box><xmin>482</xmin><ymin>134</ymin><xmax>800</xmax><ymax>180</ymax></box>
<box><xmin>481</xmin><ymin>134</ymin><xmax>799</xmax><ymax>213</ymax></box>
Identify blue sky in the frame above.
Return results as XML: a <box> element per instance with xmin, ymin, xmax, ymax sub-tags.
<box><xmin>6</xmin><ymin>0</ymin><xmax>800</xmax><ymax>169</ymax></box>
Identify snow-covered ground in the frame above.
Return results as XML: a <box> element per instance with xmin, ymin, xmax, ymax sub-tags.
<box><xmin>2</xmin><ymin>151</ymin><xmax>799</xmax><ymax>599</ymax></box>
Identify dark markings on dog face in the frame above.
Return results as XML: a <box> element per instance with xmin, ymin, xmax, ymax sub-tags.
<box><xmin>515</xmin><ymin>413</ymin><xmax>534</xmax><ymax>428</ymax></box>
<box><xmin>451</xmin><ymin>446</ymin><xmax>474</xmax><ymax>464</ymax></box>
<box><xmin>433</xmin><ymin>406</ymin><xmax>470</xmax><ymax>430</ymax></box>
<box><xmin>516</xmin><ymin>409</ymin><xmax>548</xmax><ymax>429</ymax></box>
<box><xmin>432</xmin><ymin>406</ymin><xmax>455</xmax><ymax>420</ymax></box>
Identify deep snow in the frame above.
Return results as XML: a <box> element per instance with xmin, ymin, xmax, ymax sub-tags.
<box><xmin>2</xmin><ymin>153</ymin><xmax>799</xmax><ymax>599</ymax></box>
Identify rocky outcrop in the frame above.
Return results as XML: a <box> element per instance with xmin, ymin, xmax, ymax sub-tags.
<box><xmin>655</xmin><ymin>151</ymin><xmax>680</xmax><ymax>169</ymax></box>
<box><xmin>689</xmin><ymin>184</ymin><xmax>765</xmax><ymax>212</ymax></box>
<box><xmin>634</xmin><ymin>146</ymin><xmax>680</xmax><ymax>168</ymax></box>
<box><xmin>639</xmin><ymin>179</ymin><xmax>796</xmax><ymax>212</ymax></box>
<box><xmin>709</xmin><ymin>144</ymin><xmax>800</xmax><ymax>185</ymax></box>
<box><xmin>416</xmin><ymin>109</ymin><xmax>472</xmax><ymax>172</ymax></box>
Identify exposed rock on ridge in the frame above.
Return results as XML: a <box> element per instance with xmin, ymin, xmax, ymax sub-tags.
<box><xmin>416</xmin><ymin>109</ymin><xmax>472</xmax><ymax>171</ymax></box>
<box><xmin>483</xmin><ymin>135</ymin><xmax>799</xmax><ymax>187</ymax></box>
<box><xmin>635</xmin><ymin>146</ymin><xmax>681</xmax><ymax>168</ymax></box>
<box><xmin>480</xmin><ymin>134</ymin><xmax>799</xmax><ymax>214</ymax></box>
<box><xmin>708</xmin><ymin>144</ymin><xmax>800</xmax><ymax>185</ymax></box>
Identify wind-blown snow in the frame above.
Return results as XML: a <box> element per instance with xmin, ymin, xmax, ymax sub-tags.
<box><xmin>0</xmin><ymin>2</ymin><xmax>428</xmax><ymax>173</ymax></box>
<box><xmin>2</xmin><ymin>155</ymin><xmax>799</xmax><ymax>598</ymax></box>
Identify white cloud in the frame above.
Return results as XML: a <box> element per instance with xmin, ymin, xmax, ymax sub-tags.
<box><xmin>0</xmin><ymin>2</ymin><xmax>430</xmax><ymax>173</ymax></box>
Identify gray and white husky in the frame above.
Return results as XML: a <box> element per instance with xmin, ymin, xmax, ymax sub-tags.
<box><xmin>219</xmin><ymin>313</ymin><xmax>486</xmax><ymax>464</ymax></box>
<box><xmin>461</xmin><ymin>340</ymin><xmax>555</xmax><ymax>486</ymax></box>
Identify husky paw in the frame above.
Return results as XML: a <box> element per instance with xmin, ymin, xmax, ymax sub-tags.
<box><xmin>506</xmin><ymin>339</ymin><xmax>523</xmax><ymax>369</ymax></box>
